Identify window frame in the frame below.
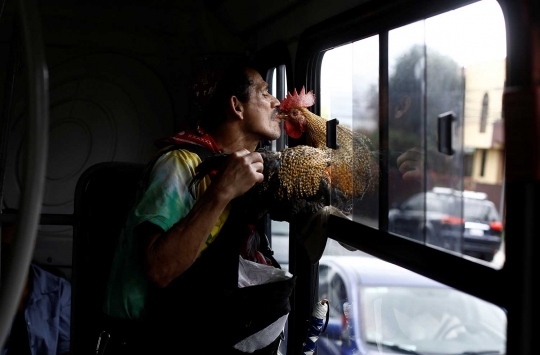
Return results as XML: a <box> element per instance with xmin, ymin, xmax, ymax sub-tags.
<box><xmin>480</xmin><ymin>92</ymin><xmax>490</xmax><ymax>133</ymax></box>
<box><xmin>292</xmin><ymin>1</ymin><xmax>519</xmax><ymax>349</ymax></box>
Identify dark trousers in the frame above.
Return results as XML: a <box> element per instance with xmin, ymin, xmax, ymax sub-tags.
<box><xmin>144</xmin><ymin>319</ymin><xmax>282</xmax><ymax>355</ymax></box>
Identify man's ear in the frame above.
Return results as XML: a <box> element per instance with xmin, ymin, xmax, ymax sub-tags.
<box><xmin>394</xmin><ymin>95</ymin><xmax>411</xmax><ymax>119</ymax></box>
<box><xmin>229</xmin><ymin>96</ymin><xmax>244</xmax><ymax>119</ymax></box>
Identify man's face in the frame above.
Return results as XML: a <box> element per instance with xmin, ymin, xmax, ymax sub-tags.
<box><xmin>241</xmin><ymin>68</ymin><xmax>281</xmax><ymax>141</ymax></box>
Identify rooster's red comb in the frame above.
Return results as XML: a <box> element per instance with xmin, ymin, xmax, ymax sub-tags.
<box><xmin>280</xmin><ymin>86</ymin><xmax>315</xmax><ymax>112</ymax></box>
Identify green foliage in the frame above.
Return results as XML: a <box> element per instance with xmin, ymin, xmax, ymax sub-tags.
<box><xmin>388</xmin><ymin>44</ymin><xmax>464</xmax><ymax>151</ymax></box>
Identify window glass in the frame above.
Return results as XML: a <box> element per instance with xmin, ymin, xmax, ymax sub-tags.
<box><xmin>388</xmin><ymin>0</ymin><xmax>506</xmax><ymax>266</ymax></box>
<box><xmin>267</xmin><ymin>65</ymin><xmax>290</xmax><ymax>272</ymax></box>
<box><xmin>267</xmin><ymin>67</ymin><xmax>278</xmax><ymax>152</ymax></box>
<box><xmin>402</xmin><ymin>194</ymin><xmax>424</xmax><ymax>211</ymax></box>
<box><xmin>321</xmin><ymin>35</ymin><xmax>379</xmax><ymax>229</ymax></box>
<box><xmin>267</xmin><ymin>65</ymin><xmax>290</xmax><ymax>354</ymax></box>
<box><xmin>387</xmin><ymin>19</ymin><xmax>428</xmax><ymax>248</ymax></box>
<box><xmin>320</xmin><ymin>0</ymin><xmax>506</xmax><ymax>266</ymax></box>
<box><xmin>267</xmin><ymin>65</ymin><xmax>288</xmax><ymax>152</ymax></box>
<box><xmin>318</xmin><ymin>0</ymin><xmax>507</xmax><ymax>351</ymax></box>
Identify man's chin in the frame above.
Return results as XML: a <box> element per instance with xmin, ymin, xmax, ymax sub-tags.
<box><xmin>270</xmin><ymin>133</ymin><xmax>281</xmax><ymax>141</ymax></box>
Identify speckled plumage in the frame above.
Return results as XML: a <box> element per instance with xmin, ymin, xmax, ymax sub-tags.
<box><xmin>301</xmin><ymin>108</ymin><xmax>374</xmax><ymax>198</ymax></box>
<box><xmin>189</xmin><ymin>87</ymin><xmax>376</xmax><ymax>223</ymax></box>
<box><xmin>280</xmin><ymin>90</ymin><xmax>375</xmax><ymax>203</ymax></box>
<box><xmin>191</xmin><ymin>146</ymin><xmax>348</xmax><ymax>223</ymax></box>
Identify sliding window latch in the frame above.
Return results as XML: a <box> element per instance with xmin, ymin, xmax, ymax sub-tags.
<box><xmin>326</xmin><ymin>118</ymin><xmax>339</xmax><ymax>149</ymax></box>
<box><xmin>438</xmin><ymin>111</ymin><xmax>456</xmax><ymax>156</ymax></box>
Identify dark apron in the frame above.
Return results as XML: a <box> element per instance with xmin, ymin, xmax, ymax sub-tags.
<box><xmin>143</xmin><ymin>145</ymin><xmax>296</xmax><ymax>354</ymax></box>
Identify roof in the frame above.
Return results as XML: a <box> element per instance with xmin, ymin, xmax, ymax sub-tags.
<box><xmin>319</xmin><ymin>255</ymin><xmax>448</xmax><ymax>288</ymax></box>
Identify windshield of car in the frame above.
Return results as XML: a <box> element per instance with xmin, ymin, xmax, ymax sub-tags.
<box><xmin>401</xmin><ymin>192</ymin><xmax>455</xmax><ymax>213</ymax></box>
<box><xmin>463</xmin><ymin>199</ymin><xmax>499</xmax><ymax>221</ymax></box>
<box><xmin>360</xmin><ymin>286</ymin><xmax>506</xmax><ymax>354</ymax></box>
<box><xmin>401</xmin><ymin>193</ymin><xmax>500</xmax><ymax>222</ymax></box>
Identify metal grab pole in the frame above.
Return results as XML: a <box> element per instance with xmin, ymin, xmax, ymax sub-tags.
<box><xmin>0</xmin><ymin>0</ymin><xmax>48</xmax><ymax>348</ymax></box>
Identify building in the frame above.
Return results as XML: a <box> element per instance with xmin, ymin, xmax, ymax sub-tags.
<box><xmin>463</xmin><ymin>58</ymin><xmax>505</xmax><ymax>213</ymax></box>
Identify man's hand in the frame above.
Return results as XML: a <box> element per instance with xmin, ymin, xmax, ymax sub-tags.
<box><xmin>143</xmin><ymin>148</ymin><xmax>265</xmax><ymax>287</ymax></box>
<box><xmin>396</xmin><ymin>148</ymin><xmax>424</xmax><ymax>182</ymax></box>
<box><xmin>210</xmin><ymin>149</ymin><xmax>264</xmax><ymax>200</ymax></box>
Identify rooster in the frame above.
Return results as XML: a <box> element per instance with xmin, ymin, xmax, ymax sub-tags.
<box><xmin>190</xmin><ymin>145</ymin><xmax>355</xmax><ymax>263</ymax></box>
<box><xmin>278</xmin><ymin>87</ymin><xmax>376</xmax><ymax>200</ymax></box>
<box><xmin>191</xmin><ymin>88</ymin><xmax>376</xmax><ymax>224</ymax></box>
<box><xmin>191</xmin><ymin>145</ymin><xmax>350</xmax><ymax>224</ymax></box>
<box><xmin>190</xmin><ymin>88</ymin><xmax>376</xmax><ymax>260</ymax></box>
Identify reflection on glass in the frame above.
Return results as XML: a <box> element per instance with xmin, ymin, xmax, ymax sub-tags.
<box><xmin>321</xmin><ymin>35</ymin><xmax>379</xmax><ymax>229</ymax></box>
<box><xmin>317</xmin><ymin>255</ymin><xmax>507</xmax><ymax>354</ymax></box>
<box><xmin>387</xmin><ymin>0</ymin><xmax>506</xmax><ymax>267</ymax></box>
<box><xmin>269</xmin><ymin>65</ymin><xmax>289</xmax><ymax>260</ymax></box>
<box><xmin>387</xmin><ymin>20</ymin><xmax>427</xmax><ymax>246</ymax></box>
<box><xmin>267</xmin><ymin>64</ymin><xmax>290</xmax><ymax>354</ymax></box>
<box><xmin>362</xmin><ymin>286</ymin><xmax>506</xmax><ymax>353</ymax></box>
<box><xmin>271</xmin><ymin>68</ymin><xmax>277</xmax><ymax>96</ymax></box>
<box><xmin>268</xmin><ymin>67</ymin><xmax>278</xmax><ymax>152</ymax></box>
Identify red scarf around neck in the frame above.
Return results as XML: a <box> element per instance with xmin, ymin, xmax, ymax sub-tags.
<box><xmin>154</xmin><ymin>128</ymin><xmax>271</xmax><ymax>265</ymax></box>
<box><xmin>154</xmin><ymin>127</ymin><xmax>221</xmax><ymax>153</ymax></box>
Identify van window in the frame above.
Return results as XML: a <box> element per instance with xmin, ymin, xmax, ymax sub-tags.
<box><xmin>267</xmin><ymin>65</ymin><xmax>290</xmax><ymax>271</ymax></box>
<box><xmin>318</xmin><ymin>1</ymin><xmax>507</xmax><ymax>353</ymax></box>
<box><xmin>321</xmin><ymin>34</ymin><xmax>380</xmax><ymax>230</ymax></box>
<box><xmin>320</xmin><ymin>0</ymin><xmax>506</xmax><ymax>266</ymax></box>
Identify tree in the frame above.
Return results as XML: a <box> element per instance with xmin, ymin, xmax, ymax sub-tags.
<box><xmin>388</xmin><ymin>44</ymin><xmax>464</xmax><ymax>152</ymax></box>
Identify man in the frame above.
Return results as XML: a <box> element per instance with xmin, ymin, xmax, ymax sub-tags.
<box><xmin>104</xmin><ymin>64</ymin><xmax>290</xmax><ymax>354</ymax></box>
<box><xmin>1</xmin><ymin>209</ymin><xmax>71</xmax><ymax>355</ymax></box>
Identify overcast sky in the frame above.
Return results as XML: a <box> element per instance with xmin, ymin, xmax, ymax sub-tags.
<box><xmin>320</xmin><ymin>0</ymin><xmax>506</xmax><ymax>130</ymax></box>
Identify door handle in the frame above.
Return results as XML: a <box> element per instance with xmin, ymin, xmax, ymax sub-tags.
<box><xmin>438</xmin><ymin>111</ymin><xmax>456</xmax><ymax>155</ymax></box>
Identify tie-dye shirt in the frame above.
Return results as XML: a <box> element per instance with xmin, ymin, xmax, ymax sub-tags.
<box><xmin>103</xmin><ymin>149</ymin><xmax>230</xmax><ymax>320</ymax></box>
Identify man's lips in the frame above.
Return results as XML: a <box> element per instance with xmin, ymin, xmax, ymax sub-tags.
<box><xmin>276</xmin><ymin>112</ymin><xmax>288</xmax><ymax>120</ymax></box>
<box><xmin>272</xmin><ymin>109</ymin><xmax>287</xmax><ymax>122</ymax></box>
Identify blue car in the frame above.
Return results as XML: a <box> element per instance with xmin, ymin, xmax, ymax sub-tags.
<box><xmin>316</xmin><ymin>255</ymin><xmax>506</xmax><ymax>355</ymax></box>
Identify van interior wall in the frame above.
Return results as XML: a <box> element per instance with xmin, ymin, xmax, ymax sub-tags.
<box><xmin>244</xmin><ymin>0</ymin><xmax>368</xmax><ymax>70</ymax></box>
<box><xmin>0</xmin><ymin>0</ymin><xmax>369</xmax><ymax>280</ymax></box>
<box><xmin>0</xmin><ymin>0</ymin><xmax>247</xmax><ymax>280</ymax></box>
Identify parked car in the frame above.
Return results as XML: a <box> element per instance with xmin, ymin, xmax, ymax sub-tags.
<box><xmin>388</xmin><ymin>188</ymin><xmax>503</xmax><ymax>261</ymax></box>
<box><xmin>316</xmin><ymin>255</ymin><xmax>507</xmax><ymax>355</ymax></box>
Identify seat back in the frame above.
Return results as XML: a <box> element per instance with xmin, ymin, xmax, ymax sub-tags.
<box><xmin>72</xmin><ymin>161</ymin><xmax>145</xmax><ymax>355</ymax></box>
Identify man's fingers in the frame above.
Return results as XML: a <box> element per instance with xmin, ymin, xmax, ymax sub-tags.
<box><xmin>233</xmin><ymin>148</ymin><xmax>251</xmax><ymax>157</ymax></box>
<box><xmin>398</xmin><ymin>160</ymin><xmax>419</xmax><ymax>175</ymax></box>
<box><xmin>254</xmin><ymin>171</ymin><xmax>264</xmax><ymax>184</ymax></box>
<box><xmin>225</xmin><ymin>150</ymin><xmax>265</xmax><ymax>185</ymax></box>
<box><xmin>252</xmin><ymin>161</ymin><xmax>264</xmax><ymax>174</ymax></box>
<box><xmin>247</xmin><ymin>151</ymin><xmax>263</xmax><ymax>164</ymax></box>
<box><xmin>396</xmin><ymin>149</ymin><xmax>422</xmax><ymax>167</ymax></box>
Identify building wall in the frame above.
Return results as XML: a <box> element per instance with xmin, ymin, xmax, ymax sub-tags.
<box><xmin>472</xmin><ymin>149</ymin><xmax>504</xmax><ymax>185</ymax></box>
<box><xmin>463</xmin><ymin>59</ymin><xmax>505</xmax><ymax>149</ymax></box>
